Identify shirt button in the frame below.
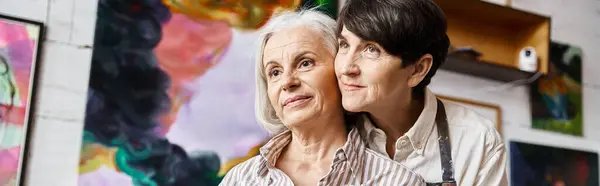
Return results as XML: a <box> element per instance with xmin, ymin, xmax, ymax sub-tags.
<box><xmin>396</xmin><ymin>140</ymin><xmax>405</xmax><ymax>148</ymax></box>
<box><xmin>414</xmin><ymin>142</ymin><xmax>422</xmax><ymax>149</ymax></box>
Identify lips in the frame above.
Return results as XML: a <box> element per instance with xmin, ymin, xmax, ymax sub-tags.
<box><xmin>342</xmin><ymin>82</ymin><xmax>365</xmax><ymax>91</ymax></box>
<box><xmin>283</xmin><ymin>95</ymin><xmax>313</xmax><ymax>107</ymax></box>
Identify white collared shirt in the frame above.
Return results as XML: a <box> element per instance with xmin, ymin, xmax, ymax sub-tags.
<box><xmin>220</xmin><ymin>128</ymin><xmax>426</xmax><ymax>185</ymax></box>
<box><xmin>357</xmin><ymin>88</ymin><xmax>507</xmax><ymax>186</ymax></box>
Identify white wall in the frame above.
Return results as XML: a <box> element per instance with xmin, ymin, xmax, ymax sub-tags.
<box><xmin>432</xmin><ymin>0</ymin><xmax>600</xmax><ymax>148</ymax></box>
<box><xmin>431</xmin><ymin>0</ymin><xmax>600</xmax><ymax>184</ymax></box>
<box><xmin>0</xmin><ymin>0</ymin><xmax>97</xmax><ymax>185</ymax></box>
<box><xmin>0</xmin><ymin>0</ymin><xmax>598</xmax><ymax>185</ymax></box>
<box><xmin>471</xmin><ymin>0</ymin><xmax>600</xmax><ymax>139</ymax></box>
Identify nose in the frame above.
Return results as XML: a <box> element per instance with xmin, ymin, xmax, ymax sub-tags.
<box><xmin>341</xmin><ymin>61</ymin><xmax>361</xmax><ymax>77</ymax></box>
<box><xmin>281</xmin><ymin>73</ymin><xmax>300</xmax><ymax>91</ymax></box>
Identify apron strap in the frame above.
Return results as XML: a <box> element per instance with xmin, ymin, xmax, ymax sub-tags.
<box><xmin>435</xmin><ymin>99</ymin><xmax>456</xmax><ymax>183</ymax></box>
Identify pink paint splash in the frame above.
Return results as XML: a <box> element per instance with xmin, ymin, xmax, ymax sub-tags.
<box><xmin>0</xmin><ymin>147</ymin><xmax>21</xmax><ymax>184</ymax></box>
<box><xmin>154</xmin><ymin>13</ymin><xmax>233</xmax><ymax>133</ymax></box>
<box><xmin>0</xmin><ymin>20</ymin><xmax>37</xmax><ymax>125</ymax></box>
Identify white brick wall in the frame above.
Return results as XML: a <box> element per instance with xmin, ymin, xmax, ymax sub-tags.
<box><xmin>433</xmin><ymin>0</ymin><xmax>600</xmax><ymax>184</ymax></box>
<box><xmin>0</xmin><ymin>0</ymin><xmax>598</xmax><ymax>185</ymax></box>
<box><xmin>0</xmin><ymin>0</ymin><xmax>97</xmax><ymax>185</ymax></box>
<box><xmin>431</xmin><ymin>0</ymin><xmax>600</xmax><ymax>145</ymax></box>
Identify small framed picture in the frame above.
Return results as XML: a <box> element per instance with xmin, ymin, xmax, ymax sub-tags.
<box><xmin>436</xmin><ymin>94</ymin><xmax>503</xmax><ymax>135</ymax></box>
<box><xmin>509</xmin><ymin>141</ymin><xmax>598</xmax><ymax>186</ymax></box>
<box><xmin>0</xmin><ymin>13</ymin><xmax>44</xmax><ymax>186</ymax></box>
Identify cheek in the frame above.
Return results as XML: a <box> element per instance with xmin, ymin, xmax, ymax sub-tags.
<box><xmin>334</xmin><ymin>54</ymin><xmax>346</xmax><ymax>77</ymax></box>
<box><xmin>358</xmin><ymin>62</ymin><xmax>385</xmax><ymax>84</ymax></box>
<box><xmin>266</xmin><ymin>85</ymin><xmax>281</xmax><ymax>111</ymax></box>
<box><xmin>374</xmin><ymin>65</ymin><xmax>413</xmax><ymax>99</ymax></box>
<box><xmin>308</xmin><ymin>68</ymin><xmax>340</xmax><ymax>102</ymax></box>
<box><xmin>321</xmin><ymin>76</ymin><xmax>341</xmax><ymax>100</ymax></box>
<box><xmin>361</xmin><ymin>63</ymin><xmax>400</xmax><ymax>94</ymax></box>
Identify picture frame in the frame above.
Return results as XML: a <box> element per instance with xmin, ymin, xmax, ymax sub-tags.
<box><xmin>436</xmin><ymin>94</ymin><xmax>503</xmax><ymax>135</ymax></box>
<box><xmin>509</xmin><ymin>140</ymin><xmax>598</xmax><ymax>186</ymax></box>
<box><xmin>0</xmin><ymin>13</ymin><xmax>45</xmax><ymax>186</ymax></box>
<box><xmin>529</xmin><ymin>41</ymin><xmax>583</xmax><ymax>136</ymax></box>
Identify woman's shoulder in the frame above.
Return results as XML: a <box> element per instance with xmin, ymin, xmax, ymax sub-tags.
<box><xmin>225</xmin><ymin>155</ymin><xmax>264</xmax><ymax>175</ymax></box>
<box><xmin>362</xmin><ymin>149</ymin><xmax>426</xmax><ymax>185</ymax></box>
<box><xmin>219</xmin><ymin>155</ymin><xmax>264</xmax><ymax>185</ymax></box>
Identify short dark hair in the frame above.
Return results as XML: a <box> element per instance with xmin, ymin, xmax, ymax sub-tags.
<box><xmin>337</xmin><ymin>0</ymin><xmax>450</xmax><ymax>97</ymax></box>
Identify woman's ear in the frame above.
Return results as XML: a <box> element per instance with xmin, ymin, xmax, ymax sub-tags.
<box><xmin>408</xmin><ymin>54</ymin><xmax>433</xmax><ymax>88</ymax></box>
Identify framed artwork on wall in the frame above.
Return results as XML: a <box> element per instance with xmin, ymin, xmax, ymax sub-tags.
<box><xmin>530</xmin><ymin>41</ymin><xmax>583</xmax><ymax>136</ymax></box>
<box><xmin>436</xmin><ymin>95</ymin><xmax>503</xmax><ymax>135</ymax></box>
<box><xmin>509</xmin><ymin>141</ymin><xmax>598</xmax><ymax>186</ymax></box>
<box><xmin>0</xmin><ymin>13</ymin><xmax>44</xmax><ymax>186</ymax></box>
<box><xmin>78</xmin><ymin>0</ymin><xmax>337</xmax><ymax>185</ymax></box>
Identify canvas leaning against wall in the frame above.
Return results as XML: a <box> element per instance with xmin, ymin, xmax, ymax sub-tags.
<box><xmin>78</xmin><ymin>0</ymin><xmax>338</xmax><ymax>186</ymax></box>
<box><xmin>509</xmin><ymin>141</ymin><xmax>599</xmax><ymax>186</ymax></box>
<box><xmin>530</xmin><ymin>41</ymin><xmax>583</xmax><ymax>136</ymax></box>
<box><xmin>436</xmin><ymin>95</ymin><xmax>502</xmax><ymax>135</ymax></box>
<box><xmin>0</xmin><ymin>14</ymin><xmax>44</xmax><ymax>186</ymax></box>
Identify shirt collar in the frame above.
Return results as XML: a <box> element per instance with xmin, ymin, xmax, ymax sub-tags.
<box><xmin>256</xmin><ymin>127</ymin><xmax>365</xmax><ymax>177</ymax></box>
<box><xmin>257</xmin><ymin>130</ymin><xmax>291</xmax><ymax>176</ymax></box>
<box><xmin>343</xmin><ymin>127</ymin><xmax>366</xmax><ymax>175</ymax></box>
<box><xmin>360</xmin><ymin>88</ymin><xmax>438</xmax><ymax>155</ymax></box>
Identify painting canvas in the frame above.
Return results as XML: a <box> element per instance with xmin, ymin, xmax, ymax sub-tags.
<box><xmin>436</xmin><ymin>95</ymin><xmax>502</xmax><ymax>134</ymax></box>
<box><xmin>0</xmin><ymin>14</ymin><xmax>44</xmax><ymax>186</ymax></box>
<box><xmin>78</xmin><ymin>0</ymin><xmax>338</xmax><ymax>185</ymax></box>
<box><xmin>510</xmin><ymin>141</ymin><xmax>599</xmax><ymax>186</ymax></box>
<box><xmin>530</xmin><ymin>41</ymin><xmax>583</xmax><ymax>136</ymax></box>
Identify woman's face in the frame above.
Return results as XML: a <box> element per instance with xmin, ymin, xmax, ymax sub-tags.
<box><xmin>263</xmin><ymin>26</ymin><xmax>342</xmax><ymax>127</ymax></box>
<box><xmin>334</xmin><ymin>26</ymin><xmax>416</xmax><ymax>112</ymax></box>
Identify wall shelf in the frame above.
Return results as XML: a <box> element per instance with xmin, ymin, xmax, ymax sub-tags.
<box><xmin>433</xmin><ymin>0</ymin><xmax>551</xmax><ymax>81</ymax></box>
<box><xmin>441</xmin><ymin>54</ymin><xmax>536</xmax><ymax>82</ymax></box>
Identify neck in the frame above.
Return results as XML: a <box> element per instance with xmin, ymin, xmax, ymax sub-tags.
<box><xmin>368</xmin><ymin>95</ymin><xmax>424</xmax><ymax>141</ymax></box>
<box><xmin>284</xmin><ymin>112</ymin><xmax>348</xmax><ymax>164</ymax></box>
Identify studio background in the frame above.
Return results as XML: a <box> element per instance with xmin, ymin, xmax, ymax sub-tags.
<box><xmin>0</xmin><ymin>0</ymin><xmax>599</xmax><ymax>185</ymax></box>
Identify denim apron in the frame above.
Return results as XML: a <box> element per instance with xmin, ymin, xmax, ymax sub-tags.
<box><xmin>426</xmin><ymin>99</ymin><xmax>457</xmax><ymax>186</ymax></box>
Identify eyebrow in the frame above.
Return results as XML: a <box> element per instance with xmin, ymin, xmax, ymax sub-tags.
<box><xmin>293</xmin><ymin>51</ymin><xmax>314</xmax><ymax>63</ymax></box>
<box><xmin>264</xmin><ymin>61</ymin><xmax>277</xmax><ymax>69</ymax></box>
<box><xmin>263</xmin><ymin>50</ymin><xmax>315</xmax><ymax>68</ymax></box>
<box><xmin>337</xmin><ymin>34</ymin><xmax>347</xmax><ymax>40</ymax></box>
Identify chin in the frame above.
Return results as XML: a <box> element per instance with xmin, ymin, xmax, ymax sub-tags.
<box><xmin>282</xmin><ymin>113</ymin><xmax>314</xmax><ymax>128</ymax></box>
<box><xmin>342</xmin><ymin>99</ymin><xmax>365</xmax><ymax>113</ymax></box>
<box><xmin>281</xmin><ymin>106</ymin><xmax>317</xmax><ymax>125</ymax></box>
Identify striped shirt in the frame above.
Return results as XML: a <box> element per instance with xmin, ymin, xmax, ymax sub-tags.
<box><xmin>220</xmin><ymin>128</ymin><xmax>426</xmax><ymax>186</ymax></box>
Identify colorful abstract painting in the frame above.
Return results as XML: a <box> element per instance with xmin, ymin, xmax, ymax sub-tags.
<box><xmin>530</xmin><ymin>41</ymin><xmax>583</xmax><ymax>136</ymax></box>
<box><xmin>78</xmin><ymin>0</ymin><xmax>337</xmax><ymax>185</ymax></box>
<box><xmin>0</xmin><ymin>14</ymin><xmax>43</xmax><ymax>186</ymax></box>
<box><xmin>510</xmin><ymin>141</ymin><xmax>598</xmax><ymax>186</ymax></box>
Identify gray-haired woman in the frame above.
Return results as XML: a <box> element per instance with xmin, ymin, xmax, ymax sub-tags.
<box><xmin>219</xmin><ymin>9</ymin><xmax>425</xmax><ymax>186</ymax></box>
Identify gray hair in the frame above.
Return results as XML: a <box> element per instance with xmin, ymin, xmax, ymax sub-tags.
<box><xmin>254</xmin><ymin>8</ymin><xmax>338</xmax><ymax>134</ymax></box>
